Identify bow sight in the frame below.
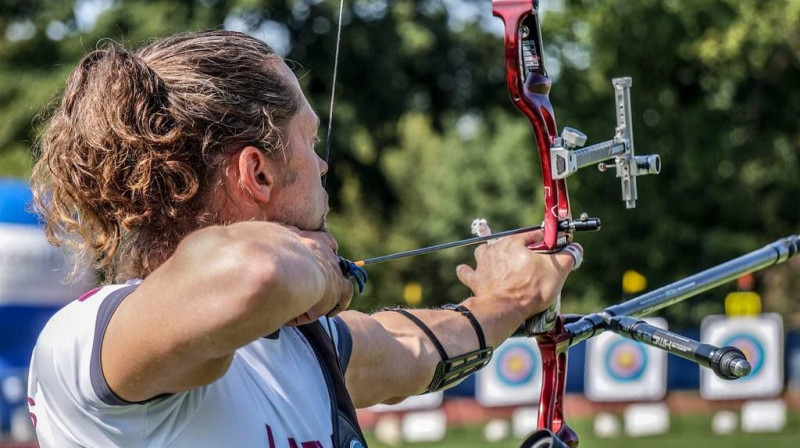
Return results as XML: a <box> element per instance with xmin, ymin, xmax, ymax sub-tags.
<box><xmin>550</xmin><ymin>78</ymin><xmax>661</xmax><ymax>208</ymax></box>
<box><xmin>516</xmin><ymin>77</ymin><xmax>663</xmax><ymax>336</ymax></box>
<box><xmin>492</xmin><ymin>0</ymin><xmax>658</xmax><ymax>340</ymax></box>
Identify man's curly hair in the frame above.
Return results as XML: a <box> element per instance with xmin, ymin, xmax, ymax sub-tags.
<box><xmin>31</xmin><ymin>30</ymin><xmax>300</xmax><ymax>282</ymax></box>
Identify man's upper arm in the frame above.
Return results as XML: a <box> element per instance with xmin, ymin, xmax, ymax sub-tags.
<box><xmin>99</xmin><ymin>226</ymin><xmax>288</xmax><ymax>403</ymax></box>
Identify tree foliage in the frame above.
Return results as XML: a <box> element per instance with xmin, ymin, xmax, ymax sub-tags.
<box><xmin>1</xmin><ymin>0</ymin><xmax>797</xmax><ymax>326</ymax></box>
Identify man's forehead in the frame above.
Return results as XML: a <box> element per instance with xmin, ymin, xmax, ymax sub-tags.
<box><xmin>298</xmin><ymin>102</ymin><xmax>320</xmax><ymax>129</ymax></box>
<box><xmin>278</xmin><ymin>61</ymin><xmax>319</xmax><ymax>129</ymax></box>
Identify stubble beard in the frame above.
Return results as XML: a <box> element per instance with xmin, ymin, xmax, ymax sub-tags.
<box><xmin>315</xmin><ymin>203</ymin><xmax>330</xmax><ymax>231</ymax></box>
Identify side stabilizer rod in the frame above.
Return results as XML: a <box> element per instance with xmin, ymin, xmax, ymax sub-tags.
<box><xmin>606</xmin><ymin>316</ymin><xmax>751</xmax><ymax>380</ymax></box>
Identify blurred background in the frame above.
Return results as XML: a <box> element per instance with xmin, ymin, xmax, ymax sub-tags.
<box><xmin>0</xmin><ymin>0</ymin><xmax>798</xmax><ymax>446</ymax></box>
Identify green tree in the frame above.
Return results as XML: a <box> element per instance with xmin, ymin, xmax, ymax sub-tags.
<box><xmin>1</xmin><ymin>0</ymin><xmax>798</xmax><ymax>326</ymax></box>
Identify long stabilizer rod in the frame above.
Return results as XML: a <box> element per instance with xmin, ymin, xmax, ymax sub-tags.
<box><xmin>566</xmin><ymin>235</ymin><xmax>800</xmax><ymax>346</ymax></box>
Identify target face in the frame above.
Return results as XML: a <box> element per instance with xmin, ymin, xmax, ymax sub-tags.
<box><xmin>493</xmin><ymin>342</ymin><xmax>538</xmax><ymax>387</ymax></box>
<box><xmin>699</xmin><ymin>314</ymin><xmax>783</xmax><ymax>400</ymax></box>
<box><xmin>585</xmin><ymin>317</ymin><xmax>668</xmax><ymax>402</ymax></box>
<box><xmin>604</xmin><ymin>339</ymin><xmax>649</xmax><ymax>382</ymax></box>
<box><xmin>476</xmin><ymin>338</ymin><xmax>542</xmax><ymax>407</ymax></box>
<box><xmin>721</xmin><ymin>334</ymin><xmax>765</xmax><ymax>380</ymax></box>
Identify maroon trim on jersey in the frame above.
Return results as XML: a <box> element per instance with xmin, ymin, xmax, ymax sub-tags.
<box><xmin>77</xmin><ymin>286</ymin><xmax>102</xmax><ymax>302</ymax></box>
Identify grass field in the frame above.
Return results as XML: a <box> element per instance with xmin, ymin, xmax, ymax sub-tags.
<box><xmin>363</xmin><ymin>412</ymin><xmax>800</xmax><ymax>447</ymax></box>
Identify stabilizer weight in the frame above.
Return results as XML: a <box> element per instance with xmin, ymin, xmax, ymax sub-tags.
<box><xmin>703</xmin><ymin>345</ymin><xmax>751</xmax><ymax>380</ymax></box>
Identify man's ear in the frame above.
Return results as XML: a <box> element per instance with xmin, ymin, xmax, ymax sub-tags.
<box><xmin>237</xmin><ymin>146</ymin><xmax>278</xmax><ymax>204</ymax></box>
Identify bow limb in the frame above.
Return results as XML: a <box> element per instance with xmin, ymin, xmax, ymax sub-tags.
<box><xmin>492</xmin><ymin>1</ymin><xmax>576</xmax><ymax>444</ymax></box>
<box><xmin>492</xmin><ymin>0</ymin><xmax>571</xmax><ymax>251</ymax></box>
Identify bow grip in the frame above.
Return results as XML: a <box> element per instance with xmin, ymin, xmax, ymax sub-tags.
<box><xmin>516</xmin><ymin>237</ymin><xmax>581</xmax><ymax>336</ymax></box>
<box><xmin>515</xmin><ymin>295</ymin><xmax>560</xmax><ymax>336</ymax></box>
<box><xmin>515</xmin><ymin>241</ymin><xmax>565</xmax><ymax>336</ymax></box>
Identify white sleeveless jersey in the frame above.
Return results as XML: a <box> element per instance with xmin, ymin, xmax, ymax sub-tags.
<box><xmin>27</xmin><ymin>282</ymin><xmax>353</xmax><ymax>448</ymax></box>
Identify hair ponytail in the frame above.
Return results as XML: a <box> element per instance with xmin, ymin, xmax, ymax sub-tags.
<box><xmin>32</xmin><ymin>31</ymin><xmax>298</xmax><ymax>282</ymax></box>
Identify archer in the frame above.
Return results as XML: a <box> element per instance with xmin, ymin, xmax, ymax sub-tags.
<box><xmin>26</xmin><ymin>30</ymin><xmax>580</xmax><ymax>447</ymax></box>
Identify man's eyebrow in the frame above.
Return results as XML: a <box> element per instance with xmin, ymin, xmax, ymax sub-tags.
<box><xmin>314</xmin><ymin>114</ymin><xmax>321</xmax><ymax>129</ymax></box>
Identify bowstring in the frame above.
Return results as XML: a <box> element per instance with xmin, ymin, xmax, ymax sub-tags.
<box><xmin>323</xmin><ymin>0</ymin><xmax>347</xmax><ymax>377</ymax></box>
<box><xmin>321</xmin><ymin>0</ymin><xmax>345</xmax><ymax>189</ymax></box>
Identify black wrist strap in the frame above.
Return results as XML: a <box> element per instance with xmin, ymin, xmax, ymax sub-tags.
<box><xmin>441</xmin><ymin>303</ymin><xmax>487</xmax><ymax>350</ymax></box>
<box><xmin>386</xmin><ymin>308</ymin><xmax>449</xmax><ymax>361</ymax></box>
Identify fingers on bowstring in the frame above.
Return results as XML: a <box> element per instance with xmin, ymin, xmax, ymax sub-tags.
<box><xmin>456</xmin><ymin>263</ymin><xmax>476</xmax><ymax>288</ymax></box>
<box><xmin>474</xmin><ymin>243</ymin><xmax>489</xmax><ymax>260</ymax></box>
<box><xmin>557</xmin><ymin>243</ymin><xmax>584</xmax><ymax>271</ymax></box>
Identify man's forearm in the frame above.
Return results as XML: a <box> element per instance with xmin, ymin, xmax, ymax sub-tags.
<box><xmin>342</xmin><ymin>297</ymin><xmax>532</xmax><ymax>407</ymax></box>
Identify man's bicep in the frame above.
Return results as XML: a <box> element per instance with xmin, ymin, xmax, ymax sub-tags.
<box><xmin>101</xmin><ymin>283</ymin><xmax>236</xmax><ymax>403</ymax></box>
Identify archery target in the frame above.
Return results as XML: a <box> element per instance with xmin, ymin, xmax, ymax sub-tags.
<box><xmin>721</xmin><ymin>334</ymin><xmax>765</xmax><ymax>380</ymax></box>
<box><xmin>585</xmin><ymin>317</ymin><xmax>667</xmax><ymax>402</ymax></box>
<box><xmin>494</xmin><ymin>342</ymin><xmax>538</xmax><ymax>386</ymax></box>
<box><xmin>700</xmin><ymin>314</ymin><xmax>783</xmax><ymax>400</ymax></box>
<box><xmin>605</xmin><ymin>339</ymin><xmax>649</xmax><ymax>382</ymax></box>
<box><xmin>476</xmin><ymin>338</ymin><xmax>542</xmax><ymax>407</ymax></box>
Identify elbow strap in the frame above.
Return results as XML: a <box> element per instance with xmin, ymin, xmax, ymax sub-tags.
<box><xmin>386</xmin><ymin>306</ymin><xmax>493</xmax><ymax>393</ymax></box>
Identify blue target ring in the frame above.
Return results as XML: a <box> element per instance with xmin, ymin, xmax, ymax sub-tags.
<box><xmin>722</xmin><ymin>334</ymin><xmax>765</xmax><ymax>380</ymax></box>
<box><xmin>604</xmin><ymin>339</ymin><xmax>648</xmax><ymax>382</ymax></box>
<box><xmin>493</xmin><ymin>342</ymin><xmax>538</xmax><ymax>387</ymax></box>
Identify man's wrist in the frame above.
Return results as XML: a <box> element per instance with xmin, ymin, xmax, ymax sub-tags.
<box><xmin>462</xmin><ymin>294</ymin><xmax>529</xmax><ymax>325</ymax></box>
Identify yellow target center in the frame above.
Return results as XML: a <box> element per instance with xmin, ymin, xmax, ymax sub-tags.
<box><xmin>508</xmin><ymin>356</ymin><xmax>524</xmax><ymax>373</ymax></box>
<box><xmin>618</xmin><ymin>351</ymin><xmax>635</xmax><ymax>368</ymax></box>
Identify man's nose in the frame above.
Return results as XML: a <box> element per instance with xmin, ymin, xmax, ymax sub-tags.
<box><xmin>318</xmin><ymin>155</ymin><xmax>329</xmax><ymax>176</ymax></box>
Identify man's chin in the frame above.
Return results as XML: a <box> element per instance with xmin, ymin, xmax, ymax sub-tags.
<box><xmin>278</xmin><ymin>213</ymin><xmax>326</xmax><ymax>232</ymax></box>
<box><xmin>316</xmin><ymin>216</ymin><xmax>328</xmax><ymax>232</ymax></box>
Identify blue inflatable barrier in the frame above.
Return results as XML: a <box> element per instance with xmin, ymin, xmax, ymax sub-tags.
<box><xmin>0</xmin><ymin>179</ymin><xmax>39</xmax><ymax>226</ymax></box>
<box><xmin>0</xmin><ymin>178</ymin><xmax>91</xmax><ymax>437</ymax></box>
